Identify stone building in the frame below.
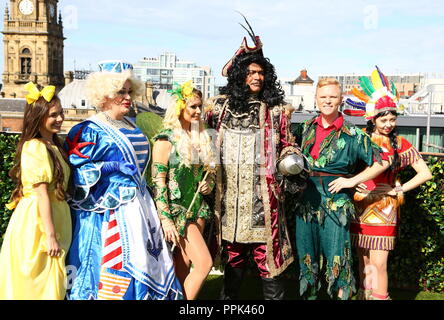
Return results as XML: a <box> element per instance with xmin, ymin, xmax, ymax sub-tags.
<box><xmin>281</xmin><ymin>69</ymin><xmax>316</xmax><ymax>111</ymax></box>
<box><xmin>292</xmin><ymin>69</ymin><xmax>314</xmax><ymax>86</ymax></box>
<box><xmin>1</xmin><ymin>0</ymin><xmax>64</xmax><ymax>98</ymax></box>
<box><xmin>0</xmin><ymin>3</ymin><xmax>173</xmax><ymax>134</ymax></box>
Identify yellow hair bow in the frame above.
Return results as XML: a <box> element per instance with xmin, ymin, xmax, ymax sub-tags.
<box><xmin>24</xmin><ymin>82</ymin><xmax>56</xmax><ymax>105</ymax></box>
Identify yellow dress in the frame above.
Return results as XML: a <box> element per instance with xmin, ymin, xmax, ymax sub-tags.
<box><xmin>0</xmin><ymin>139</ymin><xmax>72</xmax><ymax>300</ymax></box>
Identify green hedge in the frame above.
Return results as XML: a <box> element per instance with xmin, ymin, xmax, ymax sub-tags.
<box><xmin>389</xmin><ymin>156</ymin><xmax>444</xmax><ymax>292</ymax></box>
<box><xmin>0</xmin><ymin>133</ymin><xmax>19</xmax><ymax>246</ymax></box>
<box><xmin>0</xmin><ymin>132</ymin><xmax>443</xmax><ymax>293</ymax></box>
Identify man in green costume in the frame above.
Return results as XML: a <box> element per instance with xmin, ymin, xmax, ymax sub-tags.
<box><xmin>291</xmin><ymin>79</ymin><xmax>389</xmax><ymax>299</ymax></box>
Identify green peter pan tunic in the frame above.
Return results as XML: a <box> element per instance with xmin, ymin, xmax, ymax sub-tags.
<box><xmin>293</xmin><ymin>118</ymin><xmax>382</xmax><ymax>225</ymax></box>
<box><xmin>291</xmin><ymin>116</ymin><xmax>382</xmax><ymax>299</ymax></box>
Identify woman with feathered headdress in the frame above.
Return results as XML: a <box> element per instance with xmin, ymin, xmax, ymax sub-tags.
<box><xmin>345</xmin><ymin>67</ymin><xmax>433</xmax><ymax>300</ymax></box>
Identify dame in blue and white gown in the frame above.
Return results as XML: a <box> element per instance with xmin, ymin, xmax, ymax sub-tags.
<box><xmin>65</xmin><ymin>112</ymin><xmax>183</xmax><ymax>300</ymax></box>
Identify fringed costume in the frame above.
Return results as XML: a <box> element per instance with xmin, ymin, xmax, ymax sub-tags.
<box><xmin>350</xmin><ymin>134</ymin><xmax>422</xmax><ymax>250</ymax></box>
<box><xmin>344</xmin><ymin>66</ymin><xmax>422</xmax><ymax>252</ymax></box>
<box><xmin>343</xmin><ymin>65</ymin><xmax>429</xmax><ymax>300</ymax></box>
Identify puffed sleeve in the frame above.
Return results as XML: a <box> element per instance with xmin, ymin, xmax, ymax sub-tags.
<box><xmin>21</xmin><ymin>139</ymin><xmax>53</xmax><ymax>186</ymax></box>
<box><xmin>65</xmin><ymin>122</ymin><xmax>101</xmax><ymax>167</ymax></box>
<box><xmin>204</xmin><ymin>95</ymin><xmax>228</xmax><ymax>129</ymax></box>
<box><xmin>65</xmin><ymin>123</ymin><xmax>104</xmax><ymax>203</ymax></box>
<box><xmin>66</xmin><ymin>121</ymin><xmax>139</xmax><ymax>212</ymax></box>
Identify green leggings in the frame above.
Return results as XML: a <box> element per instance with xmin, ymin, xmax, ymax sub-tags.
<box><xmin>295</xmin><ymin>213</ymin><xmax>355</xmax><ymax>300</ymax></box>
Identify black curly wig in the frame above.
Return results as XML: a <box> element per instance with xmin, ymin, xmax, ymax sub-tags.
<box><xmin>219</xmin><ymin>52</ymin><xmax>285</xmax><ymax>112</ymax></box>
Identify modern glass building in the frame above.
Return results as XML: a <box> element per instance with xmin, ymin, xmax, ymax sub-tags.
<box><xmin>133</xmin><ymin>52</ymin><xmax>216</xmax><ymax>100</ymax></box>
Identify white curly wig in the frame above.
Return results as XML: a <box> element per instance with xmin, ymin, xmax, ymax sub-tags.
<box><xmin>85</xmin><ymin>70</ymin><xmax>144</xmax><ymax>109</ymax></box>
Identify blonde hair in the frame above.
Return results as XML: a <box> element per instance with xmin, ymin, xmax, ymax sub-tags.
<box><xmin>85</xmin><ymin>70</ymin><xmax>144</xmax><ymax>109</ymax></box>
<box><xmin>316</xmin><ymin>78</ymin><xmax>342</xmax><ymax>94</ymax></box>
<box><xmin>163</xmin><ymin>93</ymin><xmax>215</xmax><ymax>168</ymax></box>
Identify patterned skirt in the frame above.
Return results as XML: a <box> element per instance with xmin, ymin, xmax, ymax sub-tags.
<box><xmin>350</xmin><ymin>191</ymin><xmax>403</xmax><ymax>251</ymax></box>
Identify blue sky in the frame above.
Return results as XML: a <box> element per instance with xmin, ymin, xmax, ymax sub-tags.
<box><xmin>1</xmin><ymin>0</ymin><xmax>444</xmax><ymax>85</ymax></box>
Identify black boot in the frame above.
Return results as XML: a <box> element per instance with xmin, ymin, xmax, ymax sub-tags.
<box><xmin>219</xmin><ymin>266</ymin><xmax>244</xmax><ymax>300</ymax></box>
<box><xmin>261</xmin><ymin>277</ymin><xmax>285</xmax><ymax>300</ymax></box>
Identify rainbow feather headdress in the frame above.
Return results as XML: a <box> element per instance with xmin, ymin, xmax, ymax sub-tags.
<box><xmin>344</xmin><ymin>66</ymin><xmax>400</xmax><ymax>120</ymax></box>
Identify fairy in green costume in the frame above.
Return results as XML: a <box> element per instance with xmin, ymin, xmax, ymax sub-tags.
<box><xmin>153</xmin><ymin>128</ymin><xmax>213</xmax><ymax>237</ymax></box>
<box><xmin>151</xmin><ymin>81</ymin><xmax>216</xmax><ymax>300</ymax></box>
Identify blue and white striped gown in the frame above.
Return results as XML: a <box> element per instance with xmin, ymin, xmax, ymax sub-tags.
<box><xmin>65</xmin><ymin>117</ymin><xmax>183</xmax><ymax>300</ymax></box>
<box><xmin>120</xmin><ymin>128</ymin><xmax>151</xmax><ymax>175</ymax></box>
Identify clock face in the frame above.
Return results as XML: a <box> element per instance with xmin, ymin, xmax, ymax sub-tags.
<box><xmin>19</xmin><ymin>0</ymin><xmax>34</xmax><ymax>15</ymax></box>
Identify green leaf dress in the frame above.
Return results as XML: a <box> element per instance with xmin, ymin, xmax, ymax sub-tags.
<box><xmin>153</xmin><ymin>129</ymin><xmax>211</xmax><ymax>237</ymax></box>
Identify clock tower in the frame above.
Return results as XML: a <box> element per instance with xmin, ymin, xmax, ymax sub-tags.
<box><xmin>2</xmin><ymin>0</ymin><xmax>64</xmax><ymax>98</ymax></box>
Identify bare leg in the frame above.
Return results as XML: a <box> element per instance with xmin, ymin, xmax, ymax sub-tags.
<box><xmin>358</xmin><ymin>248</ymin><xmax>371</xmax><ymax>289</ymax></box>
<box><xmin>353</xmin><ymin>248</ymin><xmax>372</xmax><ymax>299</ymax></box>
<box><xmin>368</xmin><ymin>250</ymin><xmax>389</xmax><ymax>297</ymax></box>
<box><xmin>174</xmin><ymin>247</ymin><xmax>191</xmax><ymax>289</ymax></box>
<box><xmin>176</xmin><ymin>223</ymin><xmax>213</xmax><ymax>300</ymax></box>
<box><xmin>174</xmin><ymin>218</ymin><xmax>206</xmax><ymax>288</ymax></box>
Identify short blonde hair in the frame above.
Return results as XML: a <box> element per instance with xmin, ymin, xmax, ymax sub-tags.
<box><xmin>316</xmin><ymin>78</ymin><xmax>342</xmax><ymax>94</ymax></box>
<box><xmin>85</xmin><ymin>70</ymin><xmax>144</xmax><ymax>109</ymax></box>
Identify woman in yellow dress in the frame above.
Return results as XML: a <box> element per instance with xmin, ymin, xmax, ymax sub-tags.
<box><xmin>0</xmin><ymin>82</ymin><xmax>72</xmax><ymax>300</ymax></box>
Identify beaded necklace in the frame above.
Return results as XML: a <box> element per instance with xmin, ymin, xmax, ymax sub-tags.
<box><xmin>101</xmin><ymin>111</ymin><xmax>135</xmax><ymax>130</ymax></box>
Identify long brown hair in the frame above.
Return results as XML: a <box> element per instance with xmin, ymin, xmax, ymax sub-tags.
<box><xmin>9</xmin><ymin>96</ymin><xmax>68</xmax><ymax>204</ymax></box>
